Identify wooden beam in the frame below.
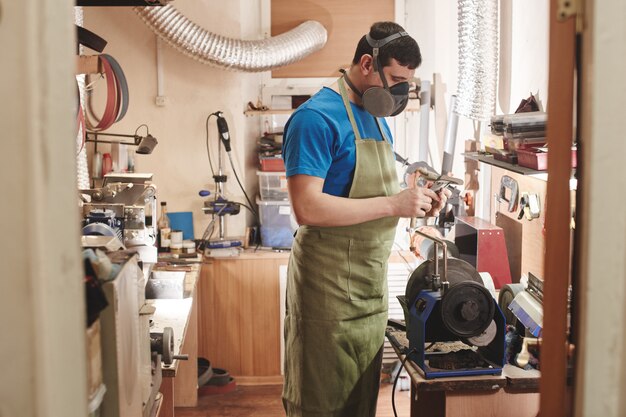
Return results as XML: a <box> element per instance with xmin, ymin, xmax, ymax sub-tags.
<box><xmin>540</xmin><ymin>0</ymin><xmax>577</xmax><ymax>416</ymax></box>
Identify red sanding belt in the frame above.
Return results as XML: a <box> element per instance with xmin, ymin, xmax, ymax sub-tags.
<box><xmin>101</xmin><ymin>54</ymin><xmax>129</xmax><ymax>123</ymax></box>
<box><xmin>86</xmin><ymin>56</ymin><xmax>118</xmax><ymax>131</ymax></box>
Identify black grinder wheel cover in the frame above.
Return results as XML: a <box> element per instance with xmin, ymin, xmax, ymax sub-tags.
<box><xmin>405</xmin><ymin>257</ymin><xmax>483</xmax><ymax>304</ymax></box>
<box><xmin>440</xmin><ymin>281</ymin><xmax>495</xmax><ymax>338</ymax></box>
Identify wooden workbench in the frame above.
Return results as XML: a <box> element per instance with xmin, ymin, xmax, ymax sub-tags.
<box><xmin>387</xmin><ymin>330</ymin><xmax>540</xmax><ymax>417</ymax></box>
<box><xmin>149</xmin><ymin>261</ymin><xmax>200</xmax><ymax>417</ymax></box>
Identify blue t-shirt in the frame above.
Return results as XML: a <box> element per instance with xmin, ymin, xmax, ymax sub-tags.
<box><xmin>282</xmin><ymin>87</ymin><xmax>394</xmax><ymax>197</ymax></box>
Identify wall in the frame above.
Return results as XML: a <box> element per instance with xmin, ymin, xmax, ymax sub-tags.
<box><xmin>576</xmin><ymin>0</ymin><xmax>626</xmax><ymax>415</ymax></box>
<box><xmin>84</xmin><ymin>1</ymin><xmax>264</xmax><ymax>240</ymax></box>
<box><xmin>0</xmin><ymin>1</ymin><xmax>87</xmax><ymax>417</ymax></box>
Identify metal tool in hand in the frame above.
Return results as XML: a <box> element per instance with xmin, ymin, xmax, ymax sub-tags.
<box><xmin>416</xmin><ymin>167</ymin><xmax>464</xmax><ymax>191</ymax></box>
<box><xmin>408</xmin><ymin>168</ymin><xmax>464</xmax><ymax>249</ymax></box>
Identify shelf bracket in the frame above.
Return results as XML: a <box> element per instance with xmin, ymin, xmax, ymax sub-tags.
<box><xmin>557</xmin><ymin>0</ymin><xmax>584</xmax><ymax>32</ymax></box>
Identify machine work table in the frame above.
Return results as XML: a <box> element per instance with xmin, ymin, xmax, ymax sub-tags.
<box><xmin>386</xmin><ymin>329</ymin><xmax>540</xmax><ymax>417</ymax></box>
<box><xmin>148</xmin><ymin>260</ymin><xmax>201</xmax><ymax>417</ymax></box>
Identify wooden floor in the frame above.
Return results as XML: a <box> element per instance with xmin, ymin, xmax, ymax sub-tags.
<box><xmin>176</xmin><ymin>382</ymin><xmax>411</xmax><ymax>417</ymax></box>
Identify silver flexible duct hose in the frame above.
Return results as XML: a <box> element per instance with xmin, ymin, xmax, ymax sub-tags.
<box><xmin>455</xmin><ymin>0</ymin><xmax>499</xmax><ymax>121</ymax></box>
<box><xmin>133</xmin><ymin>5</ymin><xmax>327</xmax><ymax>72</ymax></box>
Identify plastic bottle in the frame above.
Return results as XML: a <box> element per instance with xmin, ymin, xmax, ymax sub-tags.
<box><xmin>157</xmin><ymin>201</ymin><xmax>171</xmax><ymax>252</ymax></box>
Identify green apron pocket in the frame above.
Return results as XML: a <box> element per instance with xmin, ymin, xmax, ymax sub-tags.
<box><xmin>347</xmin><ymin>239</ymin><xmax>390</xmax><ymax>301</ymax></box>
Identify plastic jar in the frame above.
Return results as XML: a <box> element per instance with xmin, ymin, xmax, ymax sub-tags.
<box><xmin>170</xmin><ymin>230</ymin><xmax>183</xmax><ymax>245</ymax></box>
<box><xmin>182</xmin><ymin>240</ymin><xmax>196</xmax><ymax>254</ymax></box>
<box><xmin>170</xmin><ymin>242</ymin><xmax>183</xmax><ymax>255</ymax></box>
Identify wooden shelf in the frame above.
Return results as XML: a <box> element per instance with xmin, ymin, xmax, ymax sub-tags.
<box><xmin>463</xmin><ymin>152</ymin><xmax>547</xmax><ymax>176</ymax></box>
<box><xmin>244</xmin><ymin>109</ymin><xmax>295</xmax><ymax>116</ymax></box>
<box><xmin>245</xmin><ymin>103</ymin><xmax>423</xmax><ymax>116</ymax></box>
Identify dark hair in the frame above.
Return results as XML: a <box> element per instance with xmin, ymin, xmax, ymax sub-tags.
<box><xmin>352</xmin><ymin>21</ymin><xmax>421</xmax><ymax>69</ymax></box>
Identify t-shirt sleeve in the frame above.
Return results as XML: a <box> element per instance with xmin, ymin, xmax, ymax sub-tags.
<box><xmin>283</xmin><ymin>109</ymin><xmax>334</xmax><ymax>179</ymax></box>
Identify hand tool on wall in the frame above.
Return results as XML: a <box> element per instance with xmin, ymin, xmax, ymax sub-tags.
<box><xmin>496</xmin><ymin>175</ymin><xmax>519</xmax><ymax>212</ymax></box>
<box><xmin>517</xmin><ymin>192</ymin><xmax>541</xmax><ymax>221</ymax></box>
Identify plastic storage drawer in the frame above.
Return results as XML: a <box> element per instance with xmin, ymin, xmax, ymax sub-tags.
<box><xmin>257</xmin><ymin>198</ymin><xmax>297</xmax><ymax>248</ymax></box>
<box><xmin>257</xmin><ymin>170</ymin><xmax>289</xmax><ymax>200</ymax></box>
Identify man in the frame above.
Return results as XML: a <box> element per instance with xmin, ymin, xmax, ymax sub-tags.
<box><xmin>282</xmin><ymin>22</ymin><xmax>449</xmax><ymax>416</ymax></box>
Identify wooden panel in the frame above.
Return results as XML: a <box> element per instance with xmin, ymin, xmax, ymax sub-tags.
<box><xmin>160</xmin><ymin>377</ymin><xmax>174</xmax><ymax>417</ymax></box>
<box><xmin>540</xmin><ymin>0</ymin><xmax>576</xmax><ymax>415</ymax></box>
<box><xmin>446</xmin><ymin>390</ymin><xmax>540</xmax><ymax>417</ymax></box>
<box><xmin>495</xmin><ymin>211</ymin><xmax>523</xmax><ymax>283</ymax></box>
<box><xmin>174</xmin><ymin>293</ymin><xmax>198</xmax><ymax>407</ymax></box>
<box><xmin>490</xmin><ymin>166</ymin><xmax>547</xmax><ymax>279</ymax></box>
<box><xmin>411</xmin><ymin>387</ymin><xmax>445</xmax><ymax>417</ymax></box>
<box><xmin>271</xmin><ymin>0</ymin><xmax>395</xmax><ymax>78</ymax></box>
<box><xmin>198</xmin><ymin>255</ymin><xmax>288</xmax><ymax>380</ymax></box>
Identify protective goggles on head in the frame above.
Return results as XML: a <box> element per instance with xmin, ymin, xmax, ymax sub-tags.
<box><xmin>343</xmin><ymin>31</ymin><xmax>411</xmax><ymax>117</ymax></box>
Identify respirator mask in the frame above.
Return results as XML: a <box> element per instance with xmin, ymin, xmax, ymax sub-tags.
<box><xmin>343</xmin><ymin>31</ymin><xmax>411</xmax><ymax>117</ymax></box>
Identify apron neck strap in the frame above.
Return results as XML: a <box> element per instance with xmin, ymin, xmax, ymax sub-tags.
<box><xmin>338</xmin><ymin>76</ymin><xmax>390</xmax><ymax>144</ymax></box>
<box><xmin>338</xmin><ymin>77</ymin><xmax>363</xmax><ymax>142</ymax></box>
<box><xmin>374</xmin><ymin>117</ymin><xmax>391</xmax><ymax>144</ymax></box>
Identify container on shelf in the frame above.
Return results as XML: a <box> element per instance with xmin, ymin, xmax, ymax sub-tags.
<box><xmin>259</xmin><ymin>155</ymin><xmax>285</xmax><ymax>172</ymax></box>
<box><xmin>502</xmin><ymin>111</ymin><xmax>547</xmax><ymax>139</ymax></box>
<box><xmin>257</xmin><ymin>198</ymin><xmax>298</xmax><ymax>249</ymax></box>
<box><xmin>257</xmin><ymin>170</ymin><xmax>289</xmax><ymax>200</ymax></box>
<box><xmin>517</xmin><ymin>147</ymin><xmax>577</xmax><ymax>171</ymax></box>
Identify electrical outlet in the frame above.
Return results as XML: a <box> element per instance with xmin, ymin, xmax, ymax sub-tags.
<box><xmin>155</xmin><ymin>96</ymin><xmax>168</xmax><ymax>107</ymax></box>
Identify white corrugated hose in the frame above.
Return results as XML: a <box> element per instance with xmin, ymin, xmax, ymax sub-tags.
<box><xmin>455</xmin><ymin>0</ymin><xmax>499</xmax><ymax>121</ymax></box>
<box><xmin>134</xmin><ymin>5</ymin><xmax>327</xmax><ymax>72</ymax></box>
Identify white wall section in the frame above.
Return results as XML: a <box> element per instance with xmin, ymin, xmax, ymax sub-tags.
<box><xmin>0</xmin><ymin>1</ymin><xmax>87</xmax><ymax>416</ymax></box>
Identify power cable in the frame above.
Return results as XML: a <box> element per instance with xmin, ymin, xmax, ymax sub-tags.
<box><xmin>392</xmin><ymin>348</ymin><xmax>417</xmax><ymax>417</ymax></box>
<box><xmin>205</xmin><ymin>113</ymin><xmax>216</xmax><ymax>177</ymax></box>
<box><xmin>227</xmin><ymin>152</ymin><xmax>258</xmax><ymax>218</ymax></box>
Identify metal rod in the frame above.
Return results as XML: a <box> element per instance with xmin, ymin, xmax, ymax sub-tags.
<box><xmin>87</xmin><ymin>131</ymin><xmax>140</xmax><ymax>139</ymax></box>
<box><xmin>86</xmin><ymin>132</ymin><xmax>140</xmax><ymax>146</ymax></box>
<box><xmin>412</xmin><ymin>229</ymin><xmax>448</xmax><ymax>284</ymax></box>
<box><xmin>85</xmin><ymin>137</ymin><xmax>139</xmax><ymax>146</ymax></box>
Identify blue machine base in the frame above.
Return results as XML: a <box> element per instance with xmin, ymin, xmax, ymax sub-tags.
<box><xmin>407</xmin><ymin>289</ymin><xmax>507</xmax><ymax>379</ymax></box>
<box><xmin>419</xmin><ymin>355</ymin><xmax>502</xmax><ymax>379</ymax></box>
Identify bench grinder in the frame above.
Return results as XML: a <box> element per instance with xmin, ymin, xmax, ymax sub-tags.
<box><xmin>399</xmin><ymin>231</ymin><xmax>506</xmax><ymax>379</ymax></box>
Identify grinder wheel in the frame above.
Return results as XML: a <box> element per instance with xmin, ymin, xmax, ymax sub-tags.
<box><xmin>441</xmin><ymin>281</ymin><xmax>495</xmax><ymax>338</ymax></box>
<box><xmin>406</xmin><ymin>257</ymin><xmax>483</xmax><ymax>303</ymax></box>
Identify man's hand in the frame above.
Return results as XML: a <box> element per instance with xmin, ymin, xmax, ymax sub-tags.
<box><xmin>426</xmin><ymin>187</ymin><xmax>452</xmax><ymax>217</ymax></box>
<box><xmin>391</xmin><ymin>187</ymin><xmax>440</xmax><ymax>218</ymax></box>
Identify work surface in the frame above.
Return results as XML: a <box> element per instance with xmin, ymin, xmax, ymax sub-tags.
<box><xmin>386</xmin><ymin>329</ymin><xmax>541</xmax><ymax>417</ymax></box>
<box><xmin>148</xmin><ymin>262</ymin><xmax>200</xmax><ymax>377</ymax></box>
<box><xmin>386</xmin><ymin>329</ymin><xmax>540</xmax><ymax>391</ymax></box>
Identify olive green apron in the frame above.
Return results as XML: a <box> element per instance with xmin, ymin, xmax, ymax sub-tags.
<box><xmin>283</xmin><ymin>78</ymin><xmax>400</xmax><ymax>417</ymax></box>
